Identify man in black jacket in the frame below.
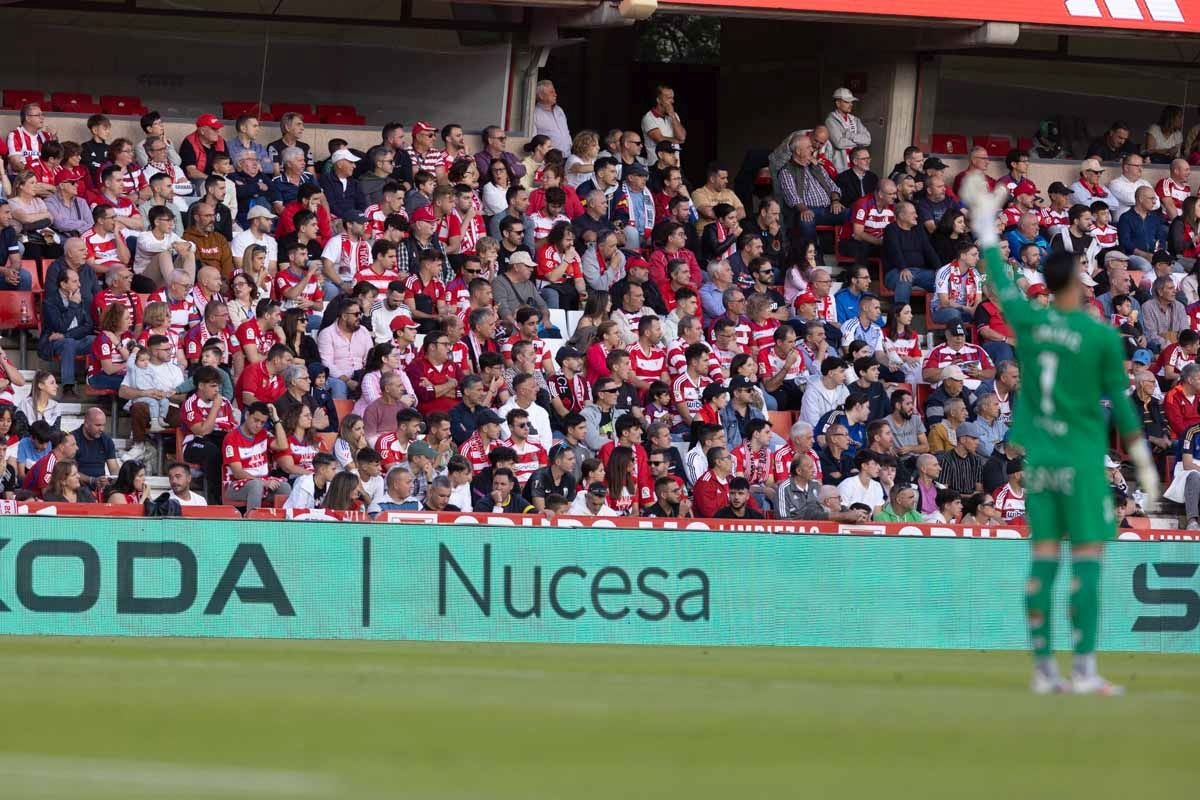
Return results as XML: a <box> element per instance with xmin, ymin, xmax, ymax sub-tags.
<box><xmin>882</xmin><ymin>200</ymin><xmax>940</xmax><ymax>305</ymax></box>
<box><xmin>38</xmin><ymin>267</ymin><xmax>95</xmax><ymax>399</ymax></box>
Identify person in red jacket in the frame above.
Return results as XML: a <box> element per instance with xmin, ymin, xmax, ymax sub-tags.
<box><xmin>692</xmin><ymin>445</ymin><xmax>734</xmax><ymax>518</ymax></box>
<box><xmin>1164</xmin><ymin>362</ymin><xmax>1200</xmax><ymax>437</ymax></box>
<box><xmin>406</xmin><ymin>330</ymin><xmax>463</xmax><ymax>415</ymax></box>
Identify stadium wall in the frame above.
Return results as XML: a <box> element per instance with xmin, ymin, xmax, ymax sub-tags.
<box><xmin>1</xmin><ymin>516</ymin><xmax>1197</xmax><ymax>653</ymax></box>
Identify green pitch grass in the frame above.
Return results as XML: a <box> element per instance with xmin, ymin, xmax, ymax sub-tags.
<box><xmin>0</xmin><ymin>638</ymin><xmax>1195</xmax><ymax>799</ymax></box>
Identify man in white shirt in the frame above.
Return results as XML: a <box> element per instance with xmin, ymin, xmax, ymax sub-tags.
<box><xmin>498</xmin><ymin>373</ymin><xmax>553</xmax><ymax>453</ymax></box>
<box><xmin>283</xmin><ymin>452</ymin><xmax>339</xmax><ymax>510</ymax></box>
<box><xmin>231</xmin><ymin>206</ymin><xmax>279</xmax><ymax>273</ymax></box>
<box><xmin>641</xmin><ymin>85</ymin><xmax>687</xmax><ymax>165</ymax></box>
<box><xmin>1106</xmin><ymin>153</ymin><xmax>1158</xmax><ymax>220</ymax></box>
<box><xmin>799</xmin><ymin>356</ymin><xmax>850</xmax><ymax>428</ymax></box>
<box><xmin>837</xmin><ymin>449</ymin><xmax>886</xmax><ymax>515</ymax></box>
<box><xmin>167</xmin><ymin>461</ymin><xmax>208</xmax><ymax>507</ymax></box>
<box><xmin>567</xmin><ymin>481</ymin><xmax>620</xmax><ymax>516</ymax></box>
<box><xmin>532</xmin><ymin>80</ymin><xmax>572</xmax><ymax>156</ymax></box>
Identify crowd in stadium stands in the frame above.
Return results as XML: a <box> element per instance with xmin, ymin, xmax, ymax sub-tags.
<box><xmin>0</xmin><ymin>83</ymin><xmax>1197</xmax><ymax>527</ymax></box>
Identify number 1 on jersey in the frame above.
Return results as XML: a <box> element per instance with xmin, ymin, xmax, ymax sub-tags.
<box><xmin>1038</xmin><ymin>351</ymin><xmax>1058</xmax><ymax>415</ymax></box>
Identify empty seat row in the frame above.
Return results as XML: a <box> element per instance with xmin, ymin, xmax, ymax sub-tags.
<box><xmin>3</xmin><ymin>89</ymin><xmax>368</xmax><ymax>125</ymax></box>
<box><xmin>929</xmin><ymin>134</ymin><xmax>1035</xmax><ymax>156</ymax></box>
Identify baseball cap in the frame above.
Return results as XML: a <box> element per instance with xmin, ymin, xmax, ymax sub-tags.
<box><xmin>923</xmin><ymin>157</ymin><xmax>948</xmax><ymax>172</ymax></box>
<box><xmin>656</xmin><ymin>142</ymin><xmax>678</xmax><ymax>154</ymax></box>
<box><xmin>624</xmin><ymin>163</ymin><xmax>649</xmax><ymax>177</ymax></box>
<box><xmin>475</xmin><ymin>408</ymin><xmax>503</xmax><ymax>427</ymax></box>
<box><xmin>1104</xmin><ymin>453</ymin><xmax>1122</xmax><ymax>469</ymax></box>
<box><xmin>1152</xmin><ymin>250</ymin><xmax>1175</xmax><ymax>265</ymax></box>
<box><xmin>246</xmin><ymin>206</ymin><xmax>276</xmax><ymax>220</ymax></box>
<box><xmin>410</xmin><ymin>205</ymin><xmax>436</xmax><ymax>224</ymax></box>
<box><xmin>1080</xmin><ymin>157</ymin><xmax>1105</xmax><ymax>174</ymax></box>
<box><xmin>331</xmin><ymin>148</ymin><xmax>360</xmax><ymax>164</ymax></box>
<box><xmin>956</xmin><ymin>421</ymin><xmax>985</xmax><ymax>440</ymax></box>
<box><xmin>794</xmin><ymin>290</ymin><xmax>817</xmax><ymax>305</ymax></box>
<box><xmin>54</xmin><ymin>172</ymin><xmax>79</xmax><ymax>186</ymax></box>
<box><xmin>626</xmin><ymin>256</ymin><xmax>651</xmax><ymax>271</ymax></box>
<box><xmin>407</xmin><ymin>441</ymin><xmax>436</xmax><ymax>461</ymax></box>
<box><xmin>832</xmin><ymin>87</ymin><xmax>859</xmax><ymax>102</ymax></box>
<box><xmin>941</xmin><ymin>365</ymin><xmax>968</xmax><ymax>382</ymax></box>
<box><xmin>701</xmin><ymin>382</ymin><xmax>729</xmax><ymax>402</ymax></box>
<box><xmin>1025</xmin><ymin>283</ymin><xmax>1049</xmax><ymax>299</ymax></box>
<box><xmin>1104</xmin><ymin>250</ymin><xmax>1130</xmax><ymax>265</ymax></box>
<box><xmin>1012</xmin><ymin>179</ymin><xmax>1038</xmax><ymax>197</ymax></box>
<box><xmin>728</xmin><ymin>375</ymin><xmax>755</xmax><ymax>392</ymax></box>
<box><xmin>412</xmin><ymin>121</ymin><xmax>436</xmax><ymax>134</ymax></box>
<box><xmin>586</xmin><ymin>482</ymin><xmax>609</xmax><ymax>497</ymax></box>
<box><xmin>555</xmin><ymin>345</ymin><xmax>584</xmax><ymax>365</ymax></box>
<box><xmin>1079</xmin><ymin>272</ymin><xmax>1098</xmax><ymax>287</ymax></box>
<box><xmin>1006</xmin><ymin>457</ymin><xmax>1025</xmax><ymax>475</ymax></box>
<box><xmin>389</xmin><ymin>315</ymin><xmax>418</xmax><ymax>333</ymax></box>
<box><xmin>947</xmin><ymin>322</ymin><xmax>967</xmax><ymax>337</ymax></box>
<box><xmin>342</xmin><ymin>210</ymin><xmax>367</xmax><ymax>224</ymax></box>
<box><xmin>1048</xmin><ymin>181</ymin><xmax>1071</xmax><ymax>196</ymax></box>
<box><xmin>1131</xmin><ymin>348</ymin><xmax>1153</xmax><ymax>366</ymax></box>
<box><xmin>507</xmin><ymin>250</ymin><xmax>535</xmax><ymax>268</ymax></box>
<box><xmin>195</xmin><ymin>113</ymin><xmax>222</xmax><ymax>130</ymax></box>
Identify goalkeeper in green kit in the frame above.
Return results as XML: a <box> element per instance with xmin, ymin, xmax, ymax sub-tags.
<box><xmin>960</xmin><ymin>175</ymin><xmax>1160</xmax><ymax>695</ymax></box>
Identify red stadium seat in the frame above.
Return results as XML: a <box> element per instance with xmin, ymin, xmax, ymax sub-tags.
<box><xmin>317</xmin><ymin>432</ymin><xmax>336</xmax><ymax>452</ymax></box>
<box><xmin>930</xmin><ymin>134</ymin><xmax>968</xmax><ymax>155</ymax></box>
<box><xmin>100</xmin><ymin>95</ymin><xmax>148</xmax><ymax>116</ymax></box>
<box><xmin>3</xmin><ymin>89</ymin><xmax>45</xmax><ymax>109</ymax></box>
<box><xmin>21</xmin><ymin>260</ymin><xmax>41</xmax><ymax>293</ymax></box>
<box><xmin>269</xmin><ymin>102</ymin><xmax>312</xmax><ymax>120</ymax></box>
<box><xmin>50</xmin><ymin>92</ymin><xmax>102</xmax><ymax>114</ymax></box>
<box><xmin>222</xmin><ymin>101</ymin><xmax>273</xmax><ymax>122</ymax></box>
<box><xmin>317</xmin><ymin>105</ymin><xmax>366</xmax><ymax>125</ymax></box>
<box><xmin>333</xmin><ymin>398</ymin><xmax>354</xmax><ymax>422</ymax></box>
<box><xmin>768</xmin><ymin>411</ymin><xmax>795</xmax><ymax>439</ymax></box>
<box><xmin>1017</xmin><ymin>137</ymin><xmax>1034</xmax><ymax>153</ymax></box>
<box><xmin>973</xmin><ymin>136</ymin><xmax>1011</xmax><ymax>158</ymax></box>
<box><xmin>0</xmin><ymin>290</ymin><xmax>40</xmax><ymax>368</ymax></box>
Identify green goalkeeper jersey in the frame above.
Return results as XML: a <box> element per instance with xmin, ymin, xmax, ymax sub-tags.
<box><xmin>981</xmin><ymin>246</ymin><xmax>1141</xmax><ymax>465</ymax></box>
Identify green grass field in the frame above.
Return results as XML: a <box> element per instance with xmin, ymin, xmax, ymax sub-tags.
<box><xmin>0</xmin><ymin>637</ymin><xmax>1195</xmax><ymax>799</ymax></box>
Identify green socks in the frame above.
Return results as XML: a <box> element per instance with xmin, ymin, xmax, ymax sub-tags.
<box><xmin>1070</xmin><ymin>558</ymin><xmax>1101</xmax><ymax>656</ymax></box>
<box><xmin>1026</xmin><ymin>557</ymin><xmax>1059</xmax><ymax>658</ymax></box>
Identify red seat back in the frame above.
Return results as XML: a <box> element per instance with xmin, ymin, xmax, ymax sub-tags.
<box><xmin>973</xmin><ymin>135</ymin><xmax>1012</xmax><ymax>158</ymax></box>
<box><xmin>100</xmin><ymin>95</ymin><xmax>148</xmax><ymax>116</ymax></box>
<box><xmin>0</xmin><ymin>291</ymin><xmax>39</xmax><ymax>329</ymax></box>
<box><xmin>3</xmin><ymin>89</ymin><xmax>44</xmax><ymax>109</ymax></box>
<box><xmin>269</xmin><ymin>102</ymin><xmax>312</xmax><ymax>119</ymax></box>
<box><xmin>930</xmin><ymin>134</ymin><xmax>967</xmax><ymax>155</ymax></box>
<box><xmin>50</xmin><ymin>92</ymin><xmax>102</xmax><ymax>114</ymax></box>
<box><xmin>222</xmin><ymin>101</ymin><xmax>269</xmax><ymax>121</ymax></box>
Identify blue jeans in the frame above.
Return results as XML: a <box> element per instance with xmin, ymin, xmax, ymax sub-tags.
<box><xmin>884</xmin><ymin>268</ymin><xmax>936</xmax><ymax>305</ymax></box>
<box><xmin>931</xmin><ymin>306</ymin><xmax>973</xmax><ymax>326</ymax></box>
<box><xmin>42</xmin><ymin>335</ymin><xmax>95</xmax><ymax>385</ymax></box>
<box><xmin>327</xmin><ymin>376</ymin><xmax>349</xmax><ymax>400</ymax></box>
<box><xmin>982</xmin><ymin>340</ymin><xmax>1015</xmax><ymax>365</ymax></box>
<box><xmin>0</xmin><ymin>268</ymin><xmax>33</xmax><ymax>291</ymax></box>
<box><xmin>88</xmin><ymin>370</ymin><xmax>125</xmax><ymax>391</ymax></box>
<box><xmin>795</xmin><ymin>205</ymin><xmax>849</xmax><ymax>251</ymax></box>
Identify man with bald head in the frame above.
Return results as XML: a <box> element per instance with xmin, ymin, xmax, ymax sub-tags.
<box><xmin>1155</xmin><ymin>158</ymin><xmax>1191</xmax><ymax>222</ymax></box>
<box><xmin>182</xmin><ymin>201</ymin><xmax>234</xmax><ymax>278</ymax></box>
<box><xmin>844</xmin><ymin>177</ymin><xmax>897</xmax><ymax>264</ymax></box>
<box><xmin>72</xmin><ymin>407</ymin><xmax>119</xmax><ymax>491</ymax></box>
<box><xmin>44</xmin><ymin>237</ymin><xmax>101</xmax><ymax>312</ymax></box>
<box><xmin>1117</xmin><ymin>185</ymin><xmax>1168</xmax><ymax>274</ymax></box>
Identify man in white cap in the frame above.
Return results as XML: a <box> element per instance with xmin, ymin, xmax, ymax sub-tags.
<box><xmin>825</xmin><ymin>88</ymin><xmax>871</xmax><ymax>173</ymax></box>
<box><xmin>231</xmin><ymin>205</ymin><xmax>278</xmax><ymax>274</ymax></box>
<box><xmin>319</xmin><ymin>148</ymin><xmax>366</xmax><ymax>221</ymax></box>
<box><xmin>1070</xmin><ymin>158</ymin><xmax>1118</xmax><ymax>213</ymax></box>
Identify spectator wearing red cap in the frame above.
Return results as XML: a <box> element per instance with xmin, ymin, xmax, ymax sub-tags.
<box><xmin>46</xmin><ymin>172</ymin><xmax>93</xmax><ymax>238</ymax></box>
<box><xmin>1001</xmin><ymin>180</ymin><xmax>1040</xmax><ymax>229</ymax></box>
<box><xmin>267</xmin><ymin>112</ymin><xmax>314</xmax><ymax>174</ymax></box>
<box><xmin>408</xmin><ymin>122</ymin><xmax>450</xmax><ymax>184</ymax></box>
<box><xmin>180</xmin><ymin>114</ymin><xmax>226</xmax><ymax>183</ymax></box>
<box><xmin>1026</xmin><ymin>281</ymin><xmax>1050</xmax><ymax>308</ymax></box>
<box><xmin>399</xmin><ymin>203</ymin><xmax>451</xmax><ymax>280</ymax></box>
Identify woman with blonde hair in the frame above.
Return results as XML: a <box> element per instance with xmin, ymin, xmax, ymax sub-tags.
<box><xmin>565</xmin><ymin>130</ymin><xmax>600</xmax><ymax>189</ymax></box>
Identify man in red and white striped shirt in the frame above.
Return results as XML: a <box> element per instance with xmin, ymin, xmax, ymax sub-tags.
<box><xmin>1155</xmin><ymin>159</ymin><xmax>1191</xmax><ymax>221</ymax></box>
<box><xmin>627</xmin><ymin>315</ymin><xmax>668</xmax><ymax>397</ymax></box>
<box><xmin>82</xmin><ymin>204</ymin><xmax>131</xmax><ymax>279</ymax></box>
<box><xmin>666</xmin><ymin>316</ymin><xmax>723</xmax><ymax>382</ymax></box>
<box><xmin>502</xmin><ymin>307</ymin><xmax>555</xmax><ymax>374</ymax></box>
<box><xmin>222</xmin><ymin>402</ymin><xmax>287</xmax><ymax>509</ymax></box>
<box><xmin>670</xmin><ymin>341</ymin><xmax>713</xmax><ymax>431</ymax></box>
<box><xmin>355</xmin><ymin>240</ymin><xmax>403</xmax><ymax>293</ymax></box>
<box><xmin>149</xmin><ymin>269</ymin><xmax>202</xmax><ymax>338</ymax></box>
<box><xmin>459</xmin><ymin>408</ymin><xmax>504</xmax><ymax>475</ymax></box>
<box><xmin>90</xmin><ymin>267</ymin><xmax>143</xmax><ymax>329</ymax></box>
<box><xmin>364</xmin><ymin>182</ymin><xmax>407</xmax><ymax>240</ymax></box>
<box><xmin>499</xmin><ymin>407</ymin><xmax>547</xmax><ymax>486</ymax></box>
<box><xmin>6</xmin><ymin>102</ymin><xmax>56</xmax><ymax>173</ymax></box>
<box><xmin>991</xmin><ymin>458</ymin><xmax>1026</xmax><ymax>524</ymax></box>
<box><xmin>407</xmin><ymin>121</ymin><xmax>451</xmax><ymax>183</ymax></box>
<box><xmin>842</xmin><ymin>178</ymin><xmax>896</xmax><ymax>264</ymax></box>
<box><xmin>771</xmin><ymin>418</ymin><xmax>822</xmax><ymax>485</ymax></box>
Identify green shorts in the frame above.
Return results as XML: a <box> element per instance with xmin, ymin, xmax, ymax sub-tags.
<box><xmin>1024</xmin><ymin>463</ymin><xmax>1116</xmax><ymax>543</ymax></box>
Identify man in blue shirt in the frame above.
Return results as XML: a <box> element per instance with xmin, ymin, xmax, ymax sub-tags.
<box><xmin>0</xmin><ymin>201</ymin><xmax>33</xmax><ymax>290</ymax></box>
<box><xmin>1004</xmin><ymin>211</ymin><xmax>1049</xmax><ymax>263</ymax></box>
<box><xmin>1117</xmin><ymin>185</ymin><xmax>1166</xmax><ymax>273</ymax></box>
<box><xmin>835</xmin><ymin>264</ymin><xmax>872</xmax><ymax>322</ymax></box>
